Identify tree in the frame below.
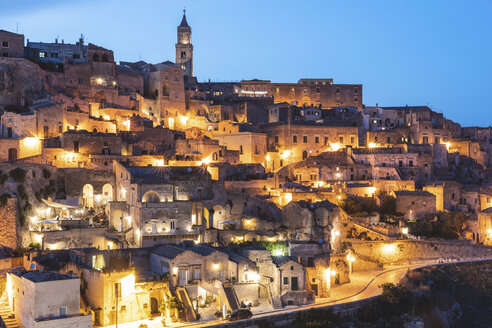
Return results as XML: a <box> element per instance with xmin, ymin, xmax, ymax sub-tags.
<box><xmin>380</xmin><ymin>196</ymin><xmax>397</xmax><ymax>216</ymax></box>
<box><xmin>164</xmin><ymin>296</ymin><xmax>183</xmax><ymax>319</ymax></box>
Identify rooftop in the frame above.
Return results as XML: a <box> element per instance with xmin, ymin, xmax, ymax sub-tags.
<box><xmin>393</xmin><ymin>190</ymin><xmax>435</xmax><ymax>197</ymax></box>
<box><xmin>11</xmin><ymin>269</ymin><xmax>76</xmax><ymax>282</ymax></box>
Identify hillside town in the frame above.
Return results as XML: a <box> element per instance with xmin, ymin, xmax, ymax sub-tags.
<box><xmin>0</xmin><ymin>11</ymin><xmax>491</xmax><ymax>328</ymax></box>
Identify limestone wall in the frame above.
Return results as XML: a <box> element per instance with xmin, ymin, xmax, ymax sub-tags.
<box><xmin>0</xmin><ymin>198</ymin><xmax>18</xmax><ymax>250</ymax></box>
<box><xmin>349</xmin><ymin>240</ymin><xmax>492</xmax><ymax>265</ymax></box>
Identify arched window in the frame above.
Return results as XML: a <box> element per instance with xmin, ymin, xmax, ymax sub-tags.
<box><xmin>83</xmin><ymin>184</ymin><xmax>94</xmax><ymax>208</ymax></box>
<box><xmin>102</xmin><ymin>54</ymin><xmax>109</xmax><ymax>62</ymax></box>
<box><xmin>92</xmin><ymin>53</ymin><xmax>99</xmax><ymax>62</ymax></box>
<box><xmin>302</xmin><ymin>151</ymin><xmax>308</xmax><ymax>160</ymax></box>
<box><xmin>102</xmin><ymin>184</ymin><xmax>113</xmax><ymax>202</ymax></box>
<box><xmin>143</xmin><ymin>191</ymin><xmax>160</xmax><ymax>203</ymax></box>
<box><xmin>162</xmin><ymin>84</ymin><xmax>170</xmax><ymax>97</ymax></box>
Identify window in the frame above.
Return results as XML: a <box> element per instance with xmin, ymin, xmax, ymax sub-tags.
<box><xmin>59</xmin><ymin>307</ymin><xmax>67</xmax><ymax>317</ymax></box>
<box><xmin>73</xmin><ymin>54</ymin><xmax>80</xmax><ymax>59</ymax></box>
<box><xmin>274</xmin><ymin>136</ymin><xmax>279</xmax><ymax>143</ymax></box>
<box><xmin>324</xmin><ymin>137</ymin><xmax>328</xmax><ymax>145</ymax></box>
<box><xmin>409</xmin><ymin>160</ymin><xmax>413</xmax><ymax>167</ymax></box>
<box><xmin>78</xmin><ymin>77</ymin><xmax>83</xmax><ymax>85</ymax></box>
<box><xmin>170</xmin><ymin>221</ymin><xmax>176</xmax><ymax>230</ymax></box>
<box><xmin>50</xmin><ymin>52</ymin><xmax>58</xmax><ymax>58</ymax></box>
<box><xmin>422</xmin><ymin>136</ymin><xmax>429</xmax><ymax>144</ymax></box>
<box><xmin>315</xmin><ymin>136</ymin><xmax>319</xmax><ymax>143</ymax></box>
<box><xmin>350</xmin><ymin>136</ymin><xmax>355</xmax><ymax>144</ymax></box>
<box><xmin>239</xmin><ymin>145</ymin><xmax>243</xmax><ymax>154</ymax></box>
<box><xmin>39</xmin><ymin>52</ymin><xmax>45</xmax><ymax>58</ymax></box>
<box><xmin>399</xmin><ymin>160</ymin><xmax>403</xmax><ymax>167</ymax></box>
<box><xmin>293</xmin><ymin>135</ymin><xmax>297</xmax><ymax>143</ymax></box>
<box><xmin>303</xmin><ymin>136</ymin><xmax>307</xmax><ymax>143</ymax></box>
<box><xmin>387</xmin><ymin>137</ymin><xmax>391</xmax><ymax>143</ymax></box>
<box><xmin>339</xmin><ymin>136</ymin><xmax>344</xmax><ymax>143</ymax></box>
<box><xmin>336</xmin><ymin>88</ymin><xmax>340</xmax><ymax>94</ymax></box>
<box><xmin>181</xmin><ymin>51</ymin><xmax>186</xmax><ymax>58</ymax></box>
<box><xmin>2</xmin><ymin>41</ymin><xmax>8</xmax><ymax>48</ymax></box>
<box><xmin>283</xmin><ymin>277</ymin><xmax>289</xmax><ymax>285</ymax></box>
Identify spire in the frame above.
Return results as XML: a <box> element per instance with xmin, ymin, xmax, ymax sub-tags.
<box><xmin>179</xmin><ymin>8</ymin><xmax>189</xmax><ymax>28</ymax></box>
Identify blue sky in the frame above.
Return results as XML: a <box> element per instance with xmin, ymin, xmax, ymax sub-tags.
<box><xmin>1</xmin><ymin>0</ymin><xmax>491</xmax><ymax>126</ymax></box>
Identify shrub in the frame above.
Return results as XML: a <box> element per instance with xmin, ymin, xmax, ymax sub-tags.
<box><xmin>42</xmin><ymin>168</ymin><xmax>51</xmax><ymax>179</ymax></box>
<box><xmin>17</xmin><ymin>185</ymin><xmax>28</xmax><ymax>200</ymax></box>
<box><xmin>0</xmin><ymin>193</ymin><xmax>10</xmax><ymax>207</ymax></box>
<box><xmin>9</xmin><ymin>167</ymin><xmax>26</xmax><ymax>183</ymax></box>
<box><xmin>23</xmin><ymin>202</ymin><xmax>32</xmax><ymax>214</ymax></box>
<box><xmin>0</xmin><ymin>171</ymin><xmax>7</xmax><ymax>185</ymax></box>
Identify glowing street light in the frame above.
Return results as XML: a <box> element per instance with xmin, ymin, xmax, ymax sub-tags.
<box><xmin>401</xmin><ymin>227</ymin><xmax>409</xmax><ymax>235</ymax></box>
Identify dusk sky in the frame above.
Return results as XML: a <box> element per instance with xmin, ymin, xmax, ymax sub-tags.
<box><xmin>1</xmin><ymin>0</ymin><xmax>491</xmax><ymax>126</ymax></box>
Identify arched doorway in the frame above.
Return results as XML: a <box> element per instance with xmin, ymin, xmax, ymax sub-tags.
<box><xmin>162</xmin><ymin>83</ymin><xmax>170</xmax><ymax>97</ymax></box>
<box><xmin>83</xmin><ymin>184</ymin><xmax>94</xmax><ymax>208</ymax></box>
<box><xmin>151</xmin><ymin>297</ymin><xmax>159</xmax><ymax>315</ymax></box>
<box><xmin>301</xmin><ymin>96</ymin><xmax>311</xmax><ymax>106</ymax></box>
<box><xmin>102</xmin><ymin>184</ymin><xmax>113</xmax><ymax>203</ymax></box>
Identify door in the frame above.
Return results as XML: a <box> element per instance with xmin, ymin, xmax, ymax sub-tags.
<box><xmin>8</xmin><ymin>148</ymin><xmax>17</xmax><ymax>161</ymax></box>
<box><xmin>7</xmin><ymin>127</ymin><xmax>12</xmax><ymax>138</ymax></box>
<box><xmin>151</xmin><ymin>297</ymin><xmax>159</xmax><ymax>314</ymax></box>
<box><xmin>311</xmin><ymin>284</ymin><xmax>318</xmax><ymax>296</ymax></box>
<box><xmin>178</xmin><ymin>269</ymin><xmax>187</xmax><ymax>286</ymax></box>
<box><xmin>291</xmin><ymin>277</ymin><xmax>298</xmax><ymax>291</ymax></box>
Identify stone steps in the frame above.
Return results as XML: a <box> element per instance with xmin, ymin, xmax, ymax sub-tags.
<box><xmin>0</xmin><ymin>305</ymin><xmax>21</xmax><ymax>328</ymax></box>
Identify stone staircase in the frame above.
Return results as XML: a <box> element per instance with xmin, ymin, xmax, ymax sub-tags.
<box><xmin>0</xmin><ymin>303</ymin><xmax>20</xmax><ymax>328</ymax></box>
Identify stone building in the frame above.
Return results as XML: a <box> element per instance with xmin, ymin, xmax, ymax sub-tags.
<box><xmin>0</xmin><ymin>29</ymin><xmax>24</xmax><ymax>58</ymax></box>
<box><xmin>392</xmin><ymin>190</ymin><xmax>437</xmax><ymax>220</ymax></box>
<box><xmin>111</xmin><ymin>162</ymin><xmax>212</xmax><ymax>246</ymax></box>
<box><xmin>25</xmin><ymin>35</ymin><xmax>88</xmax><ymax>67</ymax></box>
<box><xmin>423</xmin><ymin>181</ymin><xmax>461</xmax><ymax>211</ymax></box>
<box><xmin>6</xmin><ymin>269</ymin><xmax>92</xmax><ymax>328</ymax></box>
<box><xmin>213</xmin><ymin>132</ymin><xmax>267</xmax><ymax>164</ymax></box>
<box><xmin>238</xmin><ymin>78</ymin><xmax>362</xmax><ymax>109</ymax></box>
<box><xmin>477</xmin><ymin>208</ymin><xmax>492</xmax><ymax>246</ymax></box>
<box><xmin>260</xmin><ymin>122</ymin><xmax>359</xmax><ymax>170</ymax></box>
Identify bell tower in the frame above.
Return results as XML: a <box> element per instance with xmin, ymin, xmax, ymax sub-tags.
<box><xmin>176</xmin><ymin>9</ymin><xmax>193</xmax><ymax>79</ymax></box>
